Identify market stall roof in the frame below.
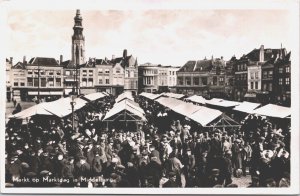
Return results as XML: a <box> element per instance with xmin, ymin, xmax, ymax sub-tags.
<box><xmin>206</xmin><ymin>113</ymin><xmax>240</xmax><ymax>128</ymax></box>
<box><xmin>140</xmin><ymin>92</ymin><xmax>163</xmax><ymax>100</ymax></box>
<box><xmin>83</xmin><ymin>92</ymin><xmax>106</xmax><ymax>101</ymax></box>
<box><xmin>188</xmin><ymin>107</ymin><xmax>222</xmax><ymax>126</ymax></box>
<box><xmin>233</xmin><ymin>101</ymin><xmax>261</xmax><ymax>114</ymax></box>
<box><xmin>9</xmin><ymin>102</ymin><xmax>53</xmax><ymax>119</ymax></box>
<box><xmin>155</xmin><ymin>97</ymin><xmax>184</xmax><ymax>109</ymax></box>
<box><xmin>186</xmin><ymin>95</ymin><xmax>207</xmax><ymax>105</ymax></box>
<box><xmin>43</xmin><ymin>96</ymin><xmax>88</xmax><ymax>118</ymax></box>
<box><xmin>172</xmin><ymin>102</ymin><xmax>202</xmax><ymax>116</ymax></box>
<box><xmin>205</xmin><ymin>98</ymin><xmax>224</xmax><ymax>105</ymax></box>
<box><xmin>253</xmin><ymin>104</ymin><xmax>291</xmax><ymax>118</ymax></box>
<box><xmin>115</xmin><ymin>91</ymin><xmax>134</xmax><ymax>103</ymax></box>
<box><xmin>103</xmin><ymin>99</ymin><xmax>146</xmax><ymax>121</ymax></box>
<box><xmin>162</xmin><ymin>92</ymin><xmax>186</xmax><ymax>99</ymax></box>
<box><xmin>207</xmin><ymin>99</ymin><xmax>241</xmax><ymax>108</ymax></box>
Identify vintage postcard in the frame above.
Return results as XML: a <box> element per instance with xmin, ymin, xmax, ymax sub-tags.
<box><xmin>1</xmin><ymin>0</ymin><xmax>299</xmax><ymax>194</ymax></box>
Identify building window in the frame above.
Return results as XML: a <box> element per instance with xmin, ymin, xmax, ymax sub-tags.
<box><xmin>185</xmin><ymin>77</ymin><xmax>191</xmax><ymax>85</ymax></box>
<box><xmin>279</xmin><ymin>67</ymin><xmax>283</xmax><ymax>73</ymax></box>
<box><xmin>82</xmin><ymin>78</ymin><xmax>87</xmax><ymax>87</ymax></box>
<box><xmin>255</xmin><ymin>82</ymin><xmax>258</xmax><ymax>89</ymax></box>
<box><xmin>89</xmin><ymin>70</ymin><xmax>93</xmax><ymax>76</ymax></box>
<box><xmin>66</xmin><ymin>71</ymin><xmax>70</xmax><ymax>76</ymax></box>
<box><xmin>125</xmin><ymin>70</ymin><xmax>129</xmax><ymax>78</ymax></box>
<box><xmin>237</xmin><ymin>65</ymin><xmax>240</xmax><ymax>71</ymax></box>
<box><xmin>82</xmin><ymin>70</ymin><xmax>87</xmax><ymax>76</ymax></box>
<box><xmin>279</xmin><ymin>78</ymin><xmax>283</xmax><ymax>85</ymax></box>
<box><xmin>178</xmin><ymin>77</ymin><xmax>183</xmax><ymax>85</ymax></box>
<box><xmin>48</xmin><ymin>78</ymin><xmax>54</xmax><ymax>87</ymax></box>
<box><xmin>27</xmin><ymin>78</ymin><xmax>33</xmax><ymax>86</ymax></box>
<box><xmin>56</xmin><ymin>70</ymin><xmax>61</xmax><ymax>76</ymax></box>
<box><xmin>263</xmin><ymin>71</ymin><xmax>268</xmax><ymax>79</ymax></box>
<box><xmin>250</xmin><ymin>82</ymin><xmax>253</xmax><ymax>89</ymax></box>
<box><xmin>20</xmin><ymin>82</ymin><xmax>25</xmax><ymax>87</ymax></box>
<box><xmin>99</xmin><ymin>79</ymin><xmax>103</xmax><ymax>84</ymax></box>
<box><xmin>88</xmin><ymin>78</ymin><xmax>93</xmax><ymax>86</ymax></box>
<box><xmin>48</xmin><ymin>70</ymin><xmax>54</xmax><ymax>76</ymax></box>
<box><xmin>286</xmin><ymin>66</ymin><xmax>290</xmax><ymax>73</ymax></box>
<box><xmin>98</xmin><ymin>69</ymin><xmax>103</xmax><ymax>75</ymax></box>
<box><xmin>116</xmin><ymin>68</ymin><xmax>120</xmax><ymax>74</ymax></box>
<box><xmin>255</xmin><ymin>72</ymin><xmax>259</xmax><ymax>79</ymax></box>
<box><xmin>202</xmin><ymin>77</ymin><xmax>207</xmax><ymax>85</ymax></box>
<box><xmin>34</xmin><ymin>78</ymin><xmax>39</xmax><ymax>87</ymax></box>
<box><xmin>219</xmin><ymin>77</ymin><xmax>224</xmax><ymax>85</ymax></box>
<box><xmin>105</xmin><ymin>77</ymin><xmax>109</xmax><ymax>84</ymax></box>
<box><xmin>14</xmin><ymin>82</ymin><xmax>18</xmax><ymax>86</ymax></box>
<box><xmin>131</xmin><ymin>81</ymin><xmax>135</xmax><ymax>89</ymax></box>
<box><xmin>105</xmin><ymin>69</ymin><xmax>110</xmax><ymax>74</ymax></box>
<box><xmin>263</xmin><ymin>83</ymin><xmax>267</xmax><ymax>91</ymax></box>
<box><xmin>56</xmin><ymin>78</ymin><xmax>61</xmax><ymax>87</ymax></box>
<box><xmin>250</xmin><ymin>72</ymin><xmax>254</xmax><ymax>79</ymax></box>
<box><xmin>41</xmin><ymin>78</ymin><xmax>46</xmax><ymax>87</ymax></box>
<box><xmin>285</xmin><ymin>77</ymin><xmax>290</xmax><ymax>85</ymax></box>
<box><xmin>268</xmin><ymin>70</ymin><xmax>273</xmax><ymax>78</ymax></box>
<box><xmin>40</xmin><ymin>70</ymin><xmax>45</xmax><ymax>75</ymax></box>
<box><xmin>269</xmin><ymin>83</ymin><xmax>273</xmax><ymax>91</ymax></box>
<box><xmin>27</xmin><ymin>70</ymin><xmax>33</xmax><ymax>75</ymax></box>
<box><xmin>213</xmin><ymin>76</ymin><xmax>217</xmax><ymax>85</ymax></box>
<box><xmin>130</xmin><ymin>71</ymin><xmax>135</xmax><ymax>78</ymax></box>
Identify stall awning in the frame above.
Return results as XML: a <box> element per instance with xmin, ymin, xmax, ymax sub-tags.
<box><xmin>233</xmin><ymin>101</ymin><xmax>261</xmax><ymax>114</ymax></box>
<box><xmin>103</xmin><ymin>99</ymin><xmax>146</xmax><ymax>121</ymax></box>
<box><xmin>186</xmin><ymin>95</ymin><xmax>207</xmax><ymax>105</ymax></box>
<box><xmin>188</xmin><ymin>107</ymin><xmax>222</xmax><ymax>126</ymax></box>
<box><xmin>155</xmin><ymin>97</ymin><xmax>184</xmax><ymax>109</ymax></box>
<box><xmin>172</xmin><ymin>102</ymin><xmax>202</xmax><ymax>116</ymax></box>
<box><xmin>140</xmin><ymin>92</ymin><xmax>163</xmax><ymax>100</ymax></box>
<box><xmin>9</xmin><ymin>102</ymin><xmax>53</xmax><ymax>119</ymax></box>
<box><xmin>207</xmin><ymin>99</ymin><xmax>241</xmax><ymax>108</ymax></box>
<box><xmin>115</xmin><ymin>91</ymin><xmax>134</xmax><ymax>103</ymax></box>
<box><xmin>162</xmin><ymin>92</ymin><xmax>186</xmax><ymax>99</ymax></box>
<box><xmin>253</xmin><ymin>104</ymin><xmax>291</xmax><ymax>118</ymax></box>
<box><xmin>84</xmin><ymin>92</ymin><xmax>106</xmax><ymax>101</ymax></box>
<box><xmin>42</xmin><ymin>96</ymin><xmax>88</xmax><ymax>118</ymax></box>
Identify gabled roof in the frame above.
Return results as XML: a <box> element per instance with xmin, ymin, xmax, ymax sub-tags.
<box><xmin>13</xmin><ymin>62</ymin><xmax>26</xmax><ymax>69</ymax></box>
<box><xmin>179</xmin><ymin>59</ymin><xmax>216</xmax><ymax>73</ymax></box>
<box><xmin>28</xmin><ymin>57</ymin><xmax>60</xmax><ymax>67</ymax></box>
<box><xmin>61</xmin><ymin>60</ymin><xmax>72</xmax><ymax>68</ymax></box>
<box><xmin>245</xmin><ymin>48</ymin><xmax>285</xmax><ymax>62</ymax></box>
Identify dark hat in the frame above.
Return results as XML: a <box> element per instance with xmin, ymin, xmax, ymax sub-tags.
<box><xmin>211</xmin><ymin>168</ymin><xmax>220</xmax><ymax>176</ymax></box>
<box><xmin>169</xmin><ymin>171</ymin><xmax>176</xmax><ymax>177</ymax></box>
<box><xmin>21</xmin><ymin>162</ymin><xmax>30</xmax><ymax>169</ymax></box>
<box><xmin>110</xmin><ymin>173</ymin><xmax>119</xmax><ymax>180</ymax></box>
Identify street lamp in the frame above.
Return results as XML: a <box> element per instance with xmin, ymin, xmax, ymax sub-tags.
<box><xmin>70</xmin><ymin>95</ymin><xmax>76</xmax><ymax>130</ymax></box>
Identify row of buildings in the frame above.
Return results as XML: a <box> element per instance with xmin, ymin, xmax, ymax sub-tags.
<box><xmin>5</xmin><ymin>9</ymin><xmax>291</xmax><ymax>106</ymax></box>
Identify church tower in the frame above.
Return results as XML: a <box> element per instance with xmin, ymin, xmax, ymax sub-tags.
<box><xmin>72</xmin><ymin>9</ymin><xmax>85</xmax><ymax>65</ymax></box>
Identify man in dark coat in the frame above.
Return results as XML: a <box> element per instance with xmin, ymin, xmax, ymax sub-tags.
<box><xmin>149</xmin><ymin>145</ymin><xmax>161</xmax><ymax>165</ymax></box>
<box><xmin>163</xmin><ymin>171</ymin><xmax>180</xmax><ymax>187</ymax></box>
<box><xmin>124</xmin><ymin>162</ymin><xmax>140</xmax><ymax>187</ymax></box>
<box><xmin>74</xmin><ymin>156</ymin><xmax>91</xmax><ymax>187</ymax></box>
<box><xmin>146</xmin><ymin>156</ymin><xmax>163</xmax><ymax>187</ymax></box>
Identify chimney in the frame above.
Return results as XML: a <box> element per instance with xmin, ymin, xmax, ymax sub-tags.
<box><xmin>60</xmin><ymin>55</ymin><xmax>63</xmax><ymax>64</ymax></box>
<box><xmin>10</xmin><ymin>57</ymin><xmax>13</xmax><ymax>65</ymax></box>
<box><xmin>259</xmin><ymin>44</ymin><xmax>264</xmax><ymax>62</ymax></box>
<box><xmin>76</xmin><ymin>9</ymin><xmax>80</xmax><ymax>15</ymax></box>
<box><xmin>112</xmin><ymin>55</ymin><xmax>115</xmax><ymax>60</ymax></box>
<box><xmin>23</xmin><ymin>56</ymin><xmax>26</xmax><ymax>64</ymax></box>
<box><xmin>123</xmin><ymin>49</ymin><xmax>127</xmax><ymax>59</ymax></box>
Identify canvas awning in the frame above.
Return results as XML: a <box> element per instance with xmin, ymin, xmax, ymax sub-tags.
<box><xmin>186</xmin><ymin>95</ymin><xmax>207</xmax><ymax>105</ymax></box>
<box><xmin>42</xmin><ymin>96</ymin><xmax>88</xmax><ymax>118</ymax></box>
<box><xmin>207</xmin><ymin>99</ymin><xmax>240</xmax><ymax>108</ymax></box>
<box><xmin>233</xmin><ymin>101</ymin><xmax>261</xmax><ymax>114</ymax></box>
<box><xmin>140</xmin><ymin>92</ymin><xmax>163</xmax><ymax>100</ymax></box>
<box><xmin>188</xmin><ymin>107</ymin><xmax>222</xmax><ymax>126</ymax></box>
<box><xmin>172</xmin><ymin>102</ymin><xmax>202</xmax><ymax>116</ymax></box>
<box><xmin>103</xmin><ymin>99</ymin><xmax>146</xmax><ymax>121</ymax></box>
<box><xmin>9</xmin><ymin>102</ymin><xmax>53</xmax><ymax>119</ymax></box>
<box><xmin>83</xmin><ymin>92</ymin><xmax>106</xmax><ymax>101</ymax></box>
<box><xmin>155</xmin><ymin>97</ymin><xmax>184</xmax><ymax>109</ymax></box>
<box><xmin>253</xmin><ymin>104</ymin><xmax>291</xmax><ymax>118</ymax></box>
<box><xmin>115</xmin><ymin>92</ymin><xmax>134</xmax><ymax>103</ymax></box>
<box><xmin>163</xmin><ymin>92</ymin><xmax>186</xmax><ymax>99</ymax></box>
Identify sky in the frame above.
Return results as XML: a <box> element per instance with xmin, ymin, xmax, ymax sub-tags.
<box><xmin>6</xmin><ymin>9</ymin><xmax>293</xmax><ymax>67</ymax></box>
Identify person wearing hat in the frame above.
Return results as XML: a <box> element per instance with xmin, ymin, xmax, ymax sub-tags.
<box><xmin>181</xmin><ymin>146</ymin><xmax>195</xmax><ymax>187</ymax></box>
<box><xmin>149</xmin><ymin>145</ymin><xmax>161</xmax><ymax>165</ymax></box>
<box><xmin>163</xmin><ymin>171</ymin><xmax>180</xmax><ymax>187</ymax></box>
<box><xmin>61</xmin><ymin>156</ymin><xmax>75</xmax><ymax>187</ymax></box>
<box><xmin>124</xmin><ymin>162</ymin><xmax>140</xmax><ymax>187</ymax></box>
<box><xmin>74</xmin><ymin>156</ymin><xmax>91</xmax><ymax>187</ymax></box>
<box><xmin>231</xmin><ymin>139</ymin><xmax>243</xmax><ymax>177</ymax></box>
<box><xmin>6</xmin><ymin>153</ymin><xmax>23</xmax><ymax>183</ymax></box>
<box><xmin>145</xmin><ymin>154</ymin><xmax>163</xmax><ymax>187</ymax></box>
<box><xmin>85</xmin><ymin>141</ymin><xmax>95</xmax><ymax>166</ymax></box>
<box><xmin>242</xmin><ymin>140</ymin><xmax>252</xmax><ymax>176</ymax></box>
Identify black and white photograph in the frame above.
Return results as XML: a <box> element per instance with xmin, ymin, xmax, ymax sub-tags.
<box><xmin>1</xmin><ymin>0</ymin><xmax>299</xmax><ymax>194</ymax></box>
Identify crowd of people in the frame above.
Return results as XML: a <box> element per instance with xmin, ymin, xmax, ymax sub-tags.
<box><xmin>5</xmin><ymin>93</ymin><xmax>290</xmax><ymax>188</ymax></box>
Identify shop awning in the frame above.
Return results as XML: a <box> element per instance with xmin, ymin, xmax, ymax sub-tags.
<box><xmin>84</xmin><ymin>92</ymin><xmax>106</xmax><ymax>101</ymax></box>
<box><xmin>253</xmin><ymin>104</ymin><xmax>291</xmax><ymax>118</ymax></box>
<box><xmin>233</xmin><ymin>101</ymin><xmax>261</xmax><ymax>114</ymax></box>
<box><xmin>28</xmin><ymin>91</ymin><xmax>63</xmax><ymax>96</ymax></box>
<box><xmin>244</xmin><ymin>93</ymin><xmax>256</xmax><ymax>98</ymax></box>
<box><xmin>186</xmin><ymin>95</ymin><xmax>207</xmax><ymax>105</ymax></box>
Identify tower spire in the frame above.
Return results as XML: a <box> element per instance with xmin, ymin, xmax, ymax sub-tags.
<box><xmin>72</xmin><ymin>9</ymin><xmax>85</xmax><ymax>66</ymax></box>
